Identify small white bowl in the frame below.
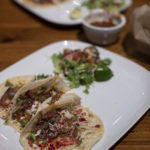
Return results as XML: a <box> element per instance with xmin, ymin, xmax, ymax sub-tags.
<box><xmin>82</xmin><ymin>9</ymin><xmax>126</xmax><ymax>45</ymax></box>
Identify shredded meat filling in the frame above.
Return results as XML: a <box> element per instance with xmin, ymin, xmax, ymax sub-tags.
<box><xmin>12</xmin><ymin>85</ymin><xmax>62</xmax><ymax>122</ymax></box>
<box><xmin>33</xmin><ymin>109</ymin><xmax>79</xmax><ymax>140</ymax></box>
<box><xmin>49</xmin><ymin>92</ymin><xmax>63</xmax><ymax>105</ymax></box>
<box><xmin>0</xmin><ymin>87</ymin><xmax>21</xmax><ymax>108</ymax></box>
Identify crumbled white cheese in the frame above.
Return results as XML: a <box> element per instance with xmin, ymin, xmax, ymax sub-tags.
<box><xmin>61</xmin><ymin>110</ymin><xmax>72</xmax><ymax>119</ymax></box>
<box><xmin>35</xmin><ymin>129</ymin><xmax>41</xmax><ymax>136</ymax></box>
<box><xmin>26</xmin><ymin>101</ymin><xmax>39</xmax><ymax>115</ymax></box>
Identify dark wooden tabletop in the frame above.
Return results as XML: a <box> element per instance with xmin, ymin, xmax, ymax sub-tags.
<box><xmin>0</xmin><ymin>0</ymin><xmax>150</xmax><ymax>149</ymax></box>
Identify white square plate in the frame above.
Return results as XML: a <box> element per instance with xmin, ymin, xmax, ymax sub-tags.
<box><xmin>13</xmin><ymin>0</ymin><xmax>132</xmax><ymax>25</ymax></box>
<box><xmin>0</xmin><ymin>40</ymin><xmax>150</xmax><ymax>150</ymax></box>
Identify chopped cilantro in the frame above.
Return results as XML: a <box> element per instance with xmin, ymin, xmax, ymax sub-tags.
<box><xmin>76</xmin><ymin>139</ymin><xmax>82</xmax><ymax>146</ymax></box>
<box><xmin>83</xmin><ymin>84</ymin><xmax>90</xmax><ymax>94</ymax></box>
<box><xmin>19</xmin><ymin>119</ymin><xmax>28</xmax><ymax>128</ymax></box>
<box><xmin>71</xmin><ymin>114</ymin><xmax>76</xmax><ymax>121</ymax></box>
<box><xmin>63</xmin><ymin>128</ymin><xmax>66</xmax><ymax>132</ymax></box>
<box><xmin>34</xmin><ymin>74</ymin><xmax>49</xmax><ymax>80</ymax></box>
<box><xmin>28</xmin><ymin>133</ymin><xmax>36</xmax><ymax>141</ymax></box>
<box><xmin>31</xmin><ymin>133</ymin><xmax>36</xmax><ymax>141</ymax></box>
<box><xmin>5</xmin><ymin>117</ymin><xmax>8</xmax><ymax>123</ymax></box>
<box><xmin>5</xmin><ymin>80</ymin><xmax>13</xmax><ymax>87</ymax></box>
<box><xmin>16</xmin><ymin>95</ymin><xmax>24</xmax><ymax>101</ymax></box>
<box><xmin>67</xmin><ymin>106</ymin><xmax>72</xmax><ymax>113</ymax></box>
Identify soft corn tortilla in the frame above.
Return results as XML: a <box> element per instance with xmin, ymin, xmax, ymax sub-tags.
<box><xmin>6</xmin><ymin>75</ymin><xmax>70</xmax><ymax>132</ymax></box>
<box><xmin>0</xmin><ymin>75</ymin><xmax>35</xmax><ymax>119</ymax></box>
<box><xmin>20</xmin><ymin>95</ymin><xmax>104</xmax><ymax>150</ymax></box>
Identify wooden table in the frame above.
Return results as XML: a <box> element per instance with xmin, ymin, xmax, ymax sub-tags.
<box><xmin>0</xmin><ymin>0</ymin><xmax>150</xmax><ymax>149</ymax></box>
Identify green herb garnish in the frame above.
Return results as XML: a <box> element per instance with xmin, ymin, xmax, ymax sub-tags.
<box><xmin>82</xmin><ymin>0</ymin><xmax>125</xmax><ymax>10</ymax></box>
<box><xmin>16</xmin><ymin>95</ymin><xmax>24</xmax><ymax>101</ymax></box>
<box><xmin>5</xmin><ymin>117</ymin><xmax>8</xmax><ymax>123</ymax></box>
<box><xmin>83</xmin><ymin>84</ymin><xmax>90</xmax><ymax>94</ymax></box>
<box><xmin>71</xmin><ymin>114</ymin><xmax>76</xmax><ymax>121</ymax></box>
<box><xmin>76</xmin><ymin>139</ymin><xmax>82</xmax><ymax>146</ymax></box>
<box><xmin>5</xmin><ymin>80</ymin><xmax>13</xmax><ymax>87</ymax></box>
<box><xmin>28</xmin><ymin>133</ymin><xmax>36</xmax><ymax>141</ymax></box>
<box><xmin>51</xmin><ymin>46</ymin><xmax>113</xmax><ymax>94</ymax></box>
<box><xmin>67</xmin><ymin>106</ymin><xmax>72</xmax><ymax>113</ymax></box>
<box><xmin>34</xmin><ymin>74</ymin><xmax>49</xmax><ymax>80</ymax></box>
<box><xmin>19</xmin><ymin>119</ymin><xmax>28</xmax><ymax>128</ymax></box>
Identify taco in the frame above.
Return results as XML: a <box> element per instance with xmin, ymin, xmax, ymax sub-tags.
<box><xmin>20</xmin><ymin>94</ymin><xmax>104</xmax><ymax>150</ymax></box>
<box><xmin>6</xmin><ymin>75</ymin><xmax>69</xmax><ymax>132</ymax></box>
<box><xmin>0</xmin><ymin>75</ymin><xmax>35</xmax><ymax>119</ymax></box>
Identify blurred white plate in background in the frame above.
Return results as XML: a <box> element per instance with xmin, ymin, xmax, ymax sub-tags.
<box><xmin>13</xmin><ymin>0</ymin><xmax>132</xmax><ymax>25</ymax></box>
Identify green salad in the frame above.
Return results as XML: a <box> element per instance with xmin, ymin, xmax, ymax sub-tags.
<box><xmin>52</xmin><ymin>46</ymin><xmax>113</xmax><ymax>94</ymax></box>
<box><xmin>82</xmin><ymin>0</ymin><xmax>125</xmax><ymax>10</ymax></box>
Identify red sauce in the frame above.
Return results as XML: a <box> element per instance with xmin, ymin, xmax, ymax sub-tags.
<box><xmin>90</xmin><ymin>18</ymin><xmax>116</xmax><ymax>27</ymax></box>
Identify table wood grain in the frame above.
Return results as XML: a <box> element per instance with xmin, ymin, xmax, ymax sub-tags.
<box><xmin>0</xmin><ymin>0</ymin><xmax>150</xmax><ymax>149</ymax></box>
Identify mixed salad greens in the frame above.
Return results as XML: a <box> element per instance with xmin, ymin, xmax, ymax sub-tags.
<box><xmin>69</xmin><ymin>0</ymin><xmax>125</xmax><ymax>20</ymax></box>
<box><xmin>82</xmin><ymin>0</ymin><xmax>125</xmax><ymax>10</ymax></box>
<box><xmin>52</xmin><ymin>46</ymin><xmax>113</xmax><ymax>94</ymax></box>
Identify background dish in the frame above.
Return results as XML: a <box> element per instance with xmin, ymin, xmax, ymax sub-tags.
<box><xmin>14</xmin><ymin>0</ymin><xmax>132</xmax><ymax>25</ymax></box>
<box><xmin>0</xmin><ymin>40</ymin><xmax>150</xmax><ymax>150</ymax></box>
